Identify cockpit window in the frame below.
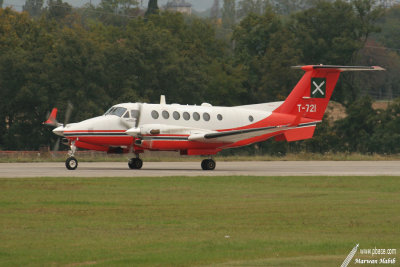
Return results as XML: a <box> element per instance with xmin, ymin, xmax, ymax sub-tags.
<box><xmin>104</xmin><ymin>107</ymin><xmax>127</xmax><ymax>117</ymax></box>
<box><xmin>104</xmin><ymin>107</ymin><xmax>115</xmax><ymax>115</ymax></box>
<box><xmin>123</xmin><ymin>111</ymin><xmax>130</xmax><ymax>118</ymax></box>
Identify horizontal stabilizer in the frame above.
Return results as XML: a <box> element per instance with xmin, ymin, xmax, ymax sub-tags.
<box><xmin>292</xmin><ymin>65</ymin><xmax>385</xmax><ymax>71</ymax></box>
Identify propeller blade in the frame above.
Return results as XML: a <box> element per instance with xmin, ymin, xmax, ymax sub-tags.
<box><xmin>64</xmin><ymin>102</ymin><xmax>73</xmax><ymax>126</ymax></box>
<box><xmin>53</xmin><ymin>137</ymin><xmax>60</xmax><ymax>152</ymax></box>
<box><xmin>136</xmin><ymin>103</ymin><xmax>142</xmax><ymax>128</ymax></box>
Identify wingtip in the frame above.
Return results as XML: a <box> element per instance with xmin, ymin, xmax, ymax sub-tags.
<box><xmin>372</xmin><ymin>66</ymin><xmax>385</xmax><ymax>71</ymax></box>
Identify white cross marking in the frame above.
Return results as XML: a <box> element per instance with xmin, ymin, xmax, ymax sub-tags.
<box><xmin>312</xmin><ymin>80</ymin><xmax>325</xmax><ymax>96</ymax></box>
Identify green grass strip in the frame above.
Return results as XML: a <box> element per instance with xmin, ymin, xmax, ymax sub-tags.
<box><xmin>0</xmin><ymin>176</ymin><xmax>399</xmax><ymax>266</ymax></box>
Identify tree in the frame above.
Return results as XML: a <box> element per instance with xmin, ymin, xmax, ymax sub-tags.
<box><xmin>222</xmin><ymin>0</ymin><xmax>236</xmax><ymax>29</ymax></box>
<box><xmin>145</xmin><ymin>0</ymin><xmax>158</xmax><ymax>17</ymax></box>
<box><xmin>45</xmin><ymin>0</ymin><xmax>72</xmax><ymax>20</ymax></box>
<box><xmin>352</xmin><ymin>0</ymin><xmax>384</xmax><ymax>45</ymax></box>
<box><xmin>95</xmin><ymin>0</ymin><xmax>139</xmax><ymax>26</ymax></box>
<box><xmin>270</xmin><ymin>0</ymin><xmax>310</xmax><ymax>15</ymax></box>
<box><xmin>23</xmin><ymin>0</ymin><xmax>43</xmax><ymax>17</ymax></box>
<box><xmin>233</xmin><ymin>10</ymin><xmax>301</xmax><ymax>103</ymax></box>
<box><xmin>334</xmin><ymin>96</ymin><xmax>377</xmax><ymax>153</ymax></box>
<box><xmin>237</xmin><ymin>0</ymin><xmax>269</xmax><ymax>19</ymax></box>
<box><xmin>98</xmin><ymin>0</ymin><xmax>139</xmax><ymax>16</ymax></box>
<box><xmin>290</xmin><ymin>0</ymin><xmax>383</xmax><ymax>103</ymax></box>
<box><xmin>210</xmin><ymin>0</ymin><xmax>220</xmax><ymax>20</ymax></box>
<box><xmin>374</xmin><ymin>4</ymin><xmax>400</xmax><ymax>52</ymax></box>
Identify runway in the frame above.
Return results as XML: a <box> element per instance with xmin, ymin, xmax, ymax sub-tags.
<box><xmin>0</xmin><ymin>161</ymin><xmax>399</xmax><ymax>177</ymax></box>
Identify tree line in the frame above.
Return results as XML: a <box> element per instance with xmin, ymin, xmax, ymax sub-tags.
<box><xmin>0</xmin><ymin>0</ymin><xmax>400</xmax><ymax>154</ymax></box>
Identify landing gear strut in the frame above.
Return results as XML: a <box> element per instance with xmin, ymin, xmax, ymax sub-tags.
<box><xmin>128</xmin><ymin>155</ymin><xmax>143</xmax><ymax>169</ymax></box>
<box><xmin>65</xmin><ymin>141</ymin><xmax>78</xmax><ymax>170</ymax></box>
<box><xmin>201</xmin><ymin>159</ymin><xmax>216</xmax><ymax>171</ymax></box>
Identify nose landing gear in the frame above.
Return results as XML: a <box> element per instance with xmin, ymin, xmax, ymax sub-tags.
<box><xmin>66</xmin><ymin>156</ymin><xmax>78</xmax><ymax>170</ymax></box>
<box><xmin>201</xmin><ymin>159</ymin><xmax>216</xmax><ymax>170</ymax></box>
<box><xmin>65</xmin><ymin>141</ymin><xmax>78</xmax><ymax>170</ymax></box>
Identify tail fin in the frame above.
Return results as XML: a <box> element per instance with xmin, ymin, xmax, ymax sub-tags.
<box><xmin>273</xmin><ymin>65</ymin><xmax>384</xmax><ymax>121</ymax></box>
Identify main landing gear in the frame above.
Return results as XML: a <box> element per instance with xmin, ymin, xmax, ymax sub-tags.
<box><xmin>201</xmin><ymin>159</ymin><xmax>216</xmax><ymax>171</ymax></box>
<box><xmin>65</xmin><ymin>141</ymin><xmax>78</xmax><ymax>170</ymax></box>
<box><xmin>128</xmin><ymin>155</ymin><xmax>143</xmax><ymax>169</ymax></box>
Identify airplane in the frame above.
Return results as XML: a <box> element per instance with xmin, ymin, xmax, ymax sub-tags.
<box><xmin>44</xmin><ymin>65</ymin><xmax>384</xmax><ymax>170</ymax></box>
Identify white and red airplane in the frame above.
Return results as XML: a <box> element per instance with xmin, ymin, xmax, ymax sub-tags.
<box><xmin>44</xmin><ymin>65</ymin><xmax>384</xmax><ymax>170</ymax></box>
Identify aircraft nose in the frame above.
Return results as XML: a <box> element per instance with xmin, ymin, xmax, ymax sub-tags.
<box><xmin>53</xmin><ymin>126</ymin><xmax>64</xmax><ymax>136</ymax></box>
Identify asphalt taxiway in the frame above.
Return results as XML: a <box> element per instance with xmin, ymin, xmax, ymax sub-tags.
<box><xmin>0</xmin><ymin>161</ymin><xmax>399</xmax><ymax>177</ymax></box>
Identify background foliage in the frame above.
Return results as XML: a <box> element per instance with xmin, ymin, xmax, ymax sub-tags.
<box><xmin>1</xmin><ymin>0</ymin><xmax>400</xmax><ymax>154</ymax></box>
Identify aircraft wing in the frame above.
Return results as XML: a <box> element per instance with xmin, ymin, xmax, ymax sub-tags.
<box><xmin>126</xmin><ymin>122</ymin><xmax>318</xmax><ymax>144</ymax></box>
<box><xmin>188</xmin><ymin>126</ymin><xmax>283</xmax><ymax>143</ymax></box>
<box><xmin>188</xmin><ymin>122</ymin><xmax>318</xmax><ymax>143</ymax></box>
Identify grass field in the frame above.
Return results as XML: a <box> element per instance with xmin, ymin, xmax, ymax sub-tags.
<box><xmin>0</xmin><ymin>176</ymin><xmax>399</xmax><ymax>266</ymax></box>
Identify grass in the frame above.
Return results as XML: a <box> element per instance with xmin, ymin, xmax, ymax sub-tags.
<box><xmin>0</xmin><ymin>176</ymin><xmax>399</xmax><ymax>266</ymax></box>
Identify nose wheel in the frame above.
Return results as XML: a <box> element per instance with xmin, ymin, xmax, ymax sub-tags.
<box><xmin>201</xmin><ymin>159</ymin><xmax>216</xmax><ymax>170</ymax></box>
<box><xmin>66</xmin><ymin>156</ymin><xmax>78</xmax><ymax>170</ymax></box>
<box><xmin>128</xmin><ymin>157</ymin><xmax>143</xmax><ymax>169</ymax></box>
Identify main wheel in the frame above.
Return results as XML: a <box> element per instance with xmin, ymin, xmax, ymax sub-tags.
<box><xmin>201</xmin><ymin>159</ymin><xmax>216</xmax><ymax>171</ymax></box>
<box><xmin>128</xmin><ymin>158</ymin><xmax>143</xmax><ymax>169</ymax></box>
<box><xmin>65</xmin><ymin>157</ymin><xmax>78</xmax><ymax>170</ymax></box>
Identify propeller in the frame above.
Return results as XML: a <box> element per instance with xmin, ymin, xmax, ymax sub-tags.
<box><xmin>43</xmin><ymin>102</ymin><xmax>73</xmax><ymax>128</ymax></box>
<box><xmin>64</xmin><ymin>101</ymin><xmax>73</xmax><ymax>126</ymax></box>
<box><xmin>136</xmin><ymin>103</ymin><xmax>142</xmax><ymax>128</ymax></box>
<box><xmin>45</xmin><ymin>102</ymin><xmax>74</xmax><ymax>153</ymax></box>
<box><xmin>53</xmin><ymin>137</ymin><xmax>60</xmax><ymax>152</ymax></box>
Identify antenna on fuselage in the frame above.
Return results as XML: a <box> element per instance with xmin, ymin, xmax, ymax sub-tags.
<box><xmin>160</xmin><ymin>95</ymin><xmax>166</xmax><ymax>105</ymax></box>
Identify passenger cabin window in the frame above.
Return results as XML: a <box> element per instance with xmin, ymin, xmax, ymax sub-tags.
<box><xmin>249</xmin><ymin>115</ymin><xmax>254</xmax><ymax>122</ymax></box>
<box><xmin>183</xmin><ymin>112</ymin><xmax>190</xmax><ymax>120</ymax></box>
<box><xmin>217</xmin><ymin>114</ymin><xmax>223</xmax><ymax>120</ymax></box>
<box><xmin>193</xmin><ymin>112</ymin><xmax>200</xmax><ymax>121</ymax></box>
<box><xmin>151</xmin><ymin>110</ymin><xmax>159</xmax><ymax>119</ymax></box>
<box><xmin>203</xmin><ymin>112</ymin><xmax>210</xmax><ymax>121</ymax></box>
<box><xmin>173</xmin><ymin>111</ymin><xmax>180</xmax><ymax>120</ymax></box>
<box><xmin>162</xmin><ymin>110</ymin><xmax>170</xmax><ymax>119</ymax></box>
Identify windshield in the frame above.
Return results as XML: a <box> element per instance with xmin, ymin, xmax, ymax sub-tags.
<box><xmin>104</xmin><ymin>107</ymin><xmax>127</xmax><ymax>117</ymax></box>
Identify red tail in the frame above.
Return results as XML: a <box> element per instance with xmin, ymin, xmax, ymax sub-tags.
<box><xmin>273</xmin><ymin>65</ymin><xmax>384</xmax><ymax>121</ymax></box>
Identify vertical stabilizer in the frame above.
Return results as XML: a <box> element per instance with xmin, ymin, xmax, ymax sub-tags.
<box><xmin>273</xmin><ymin>65</ymin><xmax>384</xmax><ymax>121</ymax></box>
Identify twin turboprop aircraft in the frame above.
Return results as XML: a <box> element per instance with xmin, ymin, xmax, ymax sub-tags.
<box><xmin>44</xmin><ymin>65</ymin><xmax>384</xmax><ymax>170</ymax></box>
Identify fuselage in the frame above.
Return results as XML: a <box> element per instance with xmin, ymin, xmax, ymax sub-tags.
<box><xmin>54</xmin><ymin>100</ymin><xmax>303</xmax><ymax>155</ymax></box>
